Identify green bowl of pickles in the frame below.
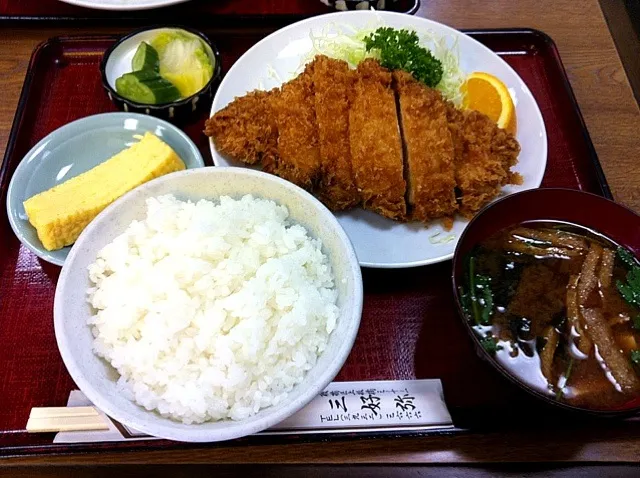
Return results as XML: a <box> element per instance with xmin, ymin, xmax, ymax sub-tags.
<box><xmin>101</xmin><ymin>26</ymin><xmax>222</xmax><ymax>121</ymax></box>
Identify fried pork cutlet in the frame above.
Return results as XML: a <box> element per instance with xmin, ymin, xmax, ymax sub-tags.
<box><xmin>204</xmin><ymin>90</ymin><xmax>278</xmax><ymax>166</ymax></box>
<box><xmin>269</xmin><ymin>62</ymin><xmax>321</xmax><ymax>191</ymax></box>
<box><xmin>447</xmin><ymin>104</ymin><xmax>522</xmax><ymax>217</ymax></box>
<box><xmin>206</xmin><ymin>55</ymin><xmax>522</xmax><ymax>226</ymax></box>
<box><xmin>393</xmin><ymin>70</ymin><xmax>457</xmax><ymax>225</ymax></box>
<box><xmin>313</xmin><ymin>55</ymin><xmax>360</xmax><ymax>211</ymax></box>
<box><xmin>349</xmin><ymin>59</ymin><xmax>406</xmax><ymax>220</ymax></box>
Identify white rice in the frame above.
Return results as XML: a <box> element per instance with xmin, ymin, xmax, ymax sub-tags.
<box><xmin>87</xmin><ymin>194</ymin><xmax>339</xmax><ymax>424</ymax></box>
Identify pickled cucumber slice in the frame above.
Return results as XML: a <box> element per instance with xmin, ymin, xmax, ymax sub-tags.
<box><xmin>115</xmin><ymin>70</ymin><xmax>181</xmax><ymax>104</ymax></box>
<box><xmin>132</xmin><ymin>42</ymin><xmax>160</xmax><ymax>72</ymax></box>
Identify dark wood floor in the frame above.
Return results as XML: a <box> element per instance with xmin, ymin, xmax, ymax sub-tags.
<box><xmin>600</xmin><ymin>0</ymin><xmax>640</xmax><ymax>105</ymax></box>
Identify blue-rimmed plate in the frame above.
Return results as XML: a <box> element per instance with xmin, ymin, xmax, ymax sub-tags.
<box><xmin>6</xmin><ymin>112</ymin><xmax>205</xmax><ymax>266</ymax></box>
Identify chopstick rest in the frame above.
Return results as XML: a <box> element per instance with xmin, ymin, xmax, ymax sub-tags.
<box><xmin>26</xmin><ymin>407</ymin><xmax>109</xmax><ymax>433</ymax></box>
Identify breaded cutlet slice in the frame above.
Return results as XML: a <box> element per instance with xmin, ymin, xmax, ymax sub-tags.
<box><xmin>446</xmin><ymin>104</ymin><xmax>522</xmax><ymax>217</ymax></box>
<box><xmin>313</xmin><ymin>55</ymin><xmax>360</xmax><ymax>211</ymax></box>
<box><xmin>269</xmin><ymin>62</ymin><xmax>321</xmax><ymax>191</ymax></box>
<box><xmin>349</xmin><ymin>59</ymin><xmax>406</xmax><ymax>220</ymax></box>
<box><xmin>204</xmin><ymin>89</ymin><xmax>278</xmax><ymax>166</ymax></box>
<box><xmin>393</xmin><ymin>70</ymin><xmax>457</xmax><ymax>225</ymax></box>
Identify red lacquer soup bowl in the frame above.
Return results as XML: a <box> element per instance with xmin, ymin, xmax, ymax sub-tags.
<box><xmin>452</xmin><ymin>188</ymin><xmax>640</xmax><ymax>417</ymax></box>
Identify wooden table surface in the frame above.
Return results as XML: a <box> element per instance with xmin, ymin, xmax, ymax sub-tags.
<box><xmin>2</xmin><ymin>0</ymin><xmax>640</xmax><ymax>467</ymax></box>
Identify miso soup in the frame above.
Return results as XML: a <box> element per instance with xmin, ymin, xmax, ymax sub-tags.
<box><xmin>460</xmin><ymin>221</ymin><xmax>640</xmax><ymax>410</ymax></box>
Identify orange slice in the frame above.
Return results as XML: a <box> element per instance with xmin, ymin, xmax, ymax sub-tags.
<box><xmin>461</xmin><ymin>72</ymin><xmax>517</xmax><ymax>134</ymax></box>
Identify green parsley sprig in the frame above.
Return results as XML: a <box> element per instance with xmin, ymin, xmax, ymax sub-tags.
<box><xmin>363</xmin><ymin>27</ymin><xmax>444</xmax><ymax>87</ymax></box>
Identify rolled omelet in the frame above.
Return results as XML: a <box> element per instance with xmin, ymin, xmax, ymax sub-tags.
<box><xmin>23</xmin><ymin>132</ymin><xmax>185</xmax><ymax>251</ymax></box>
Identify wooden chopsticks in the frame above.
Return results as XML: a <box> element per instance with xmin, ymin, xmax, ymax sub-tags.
<box><xmin>26</xmin><ymin>406</ymin><xmax>109</xmax><ymax>433</ymax></box>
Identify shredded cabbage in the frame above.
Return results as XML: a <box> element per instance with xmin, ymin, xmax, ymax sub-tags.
<box><xmin>301</xmin><ymin>22</ymin><xmax>380</xmax><ymax>69</ymax></box>
<box><xmin>429</xmin><ymin>232</ymin><xmax>457</xmax><ymax>245</ymax></box>
<box><xmin>266</xmin><ymin>64</ymin><xmax>283</xmax><ymax>83</ymax></box>
<box><xmin>299</xmin><ymin>20</ymin><xmax>466</xmax><ymax>105</ymax></box>
<box><xmin>415</xmin><ymin>30</ymin><xmax>466</xmax><ymax>105</ymax></box>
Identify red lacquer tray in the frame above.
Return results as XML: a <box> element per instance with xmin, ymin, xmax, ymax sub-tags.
<box><xmin>0</xmin><ymin>0</ymin><xmax>419</xmax><ymax>23</ymax></box>
<box><xmin>0</xmin><ymin>27</ymin><xmax>616</xmax><ymax>456</ymax></box>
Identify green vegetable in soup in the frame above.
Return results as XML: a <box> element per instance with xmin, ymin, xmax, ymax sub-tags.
<box><xmin>465</xmin><ymin>255</ymin><xmax>495</xmax><ymax>326</ymax></box>
<box><xmin>480</xmin><ymin>335</ymin><xmax>502</xmax><ymax>355</ymax></box>
<box><xmin>618</xmin><ymin>247</ymin><xmax>638</xmax><ymax>268</ymax></box>
<box><xmin>616</xmin><ymin>247</ymin><xmax>640</xmax><ymax>309</ymax></box>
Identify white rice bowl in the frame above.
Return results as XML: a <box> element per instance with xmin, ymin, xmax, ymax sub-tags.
<box><xmin>87</xmin><ymin>194</ymin><xmax>339</xmax><ymax>424</ymax></box>
<box><xmin>54</xmin><ymin>168</ymin><xmax>362</xmax><ymax>442</ymax></box>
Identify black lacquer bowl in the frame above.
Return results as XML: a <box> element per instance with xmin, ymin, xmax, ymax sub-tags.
<box><xmin>452</xmin><ymin>188</ymin><xmax>640</xmax><ymax>418</ymax></box>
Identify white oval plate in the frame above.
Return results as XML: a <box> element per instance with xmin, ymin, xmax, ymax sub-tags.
<box><xmin>210</xmin><ymin>11</ymin><xmax>547</xmax><ymax>268</ymax></box>
<box><xmin>58</xmin><ymin>0</ymin><xmax>190</xmax><ymax>11</ymax></box>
